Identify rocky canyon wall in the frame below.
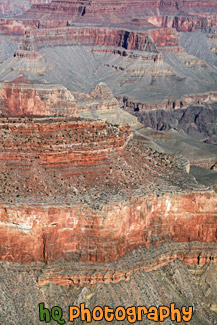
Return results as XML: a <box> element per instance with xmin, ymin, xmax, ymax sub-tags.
<box><xmin>0</xmin><ymin>191</ymin><xmax>216</xmax><ymax>264</ymax></box>
<box><xmin>0</xmin><ymin>77</ymin><xmax>77</xmax><ymax>117</ymax></box>
<box><xmin>19</xmin><ymin>27</ymin><xmax>158</xmax><ymax>52</ymax></box>
<box><xmin>0</xmin><ymin>116</ymin><xmax>216</xmax><ymax>265</ymax></box>
<box><xmin>23</xmin><ymin>0</ymin><xmax>217</xmax><ymax>20</ymax></box>
<box><xmin>148</xmin><ymin>16</ymin><xmax>208</xmax><ymax>32</ymax></box>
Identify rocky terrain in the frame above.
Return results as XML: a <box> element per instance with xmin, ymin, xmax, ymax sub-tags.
<box><xmin>0</xmin><ymin>0</ymin><xmax>216</xmax><ymax>324</ymax></box>
<box><xmin>0</xmin><ymin>77</ymin><xmax>77</xmax><ymax>116</ymax></box>
<box><xmin>0</xmin><ymin>0</ymin><xmax>51</xmax><ymax>18</ymax></box>
<box><xmin>1</xmin><ymin>243</ymin><xmax>217</xmax><ymax>324</ymax></box>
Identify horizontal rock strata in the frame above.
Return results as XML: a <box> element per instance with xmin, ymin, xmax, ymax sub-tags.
<box><xmin>20</xmin><ymin>27</ymin><xmax>158</xmax><ymax>52</ymax></box>
<box><xmin>0</xmin><ymin>77</ymin><xmax>77</xmax><ymax>117</ymax></box>
<box><xmin>1</xmin><ymin>242</ymin><xmax>216</xmax><ymax>287</ymax></box>
<box><xmin>0</xmin><ymin>116</ymin><xmax>216</xmax><ymax>264</ymax></box>
<box><xmin>22</xmin><ymin>0</ymin><xmax>217</xmax><ymax>20</ymax></box>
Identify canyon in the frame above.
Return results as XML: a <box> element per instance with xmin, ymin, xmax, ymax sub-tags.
<box><xmin>0</xmin><ymin>0</ymin><xmax>216</xmax><ymax>324</ymax></box>
<box><xmin>0</xmin><ymin>0</ymin><xmax>51</xmax><ymax>17</ymax></box>
<box><xmin>0</xmin><ymin>77</ymin><xmax>77</xmax><ymax>116</ymax></box>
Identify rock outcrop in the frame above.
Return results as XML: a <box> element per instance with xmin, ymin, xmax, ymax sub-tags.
<box><xmin>1</xmin><ymin>256</ymin><xmax>217</xmax><ymax>324</ymax></box>
<box><xmin>0</xmin><ymin>0</ymin><xmax>50</xmax><ymax>17</ymax></box>
<box><xmin>0</xmin><ymin>114</ymin><xmax>216</xmax><ymax>264</ymax></box>
<box><xmin>122</xmin><ymin>91</ymin><xmax>217</xmax><ymax>111</ymax></box>
<box><xmin>21</xmin><ymin>0</ymin><xmax>217</xmax><ymax>21</ymax></box>
<box><xmin>0</xmin><ymin>0</ymin><xmax>216</xmax><ymax>306</ymax></box>
<box><xmin>148</xmin><ymin>16</ymin><xmax>208</xmax><ymax>32</ymax></box>
<box><xmin>74</xmin><ymin>82</ymin><xmax>120</xmax><ymax>112</ymax></box>
<box><xmin>0</xmin><ymin>77</ymin><xmax>77</xmax><ymax>117</ymax></box>
<box><xmin>36</xmin><ymin>242</ymin><xmax>217</xmax><ymax>286</ymax></box>
<box><xmin>20</xmin><ymin>27</ymin><xmax>158</xmax><ymax>52</ymax></box>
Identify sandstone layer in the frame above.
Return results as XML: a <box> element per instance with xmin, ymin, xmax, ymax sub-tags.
<box><xmin>0</xmin><ymin>115</ymin><xmax>216</xmax><ymax>264</ymax></box>
<box><xmin>20</xmin><ymin>27</ymin><xmax>158</xmax><ymax>52</ymax></box>
<box><xmin>0</xmin><ymin>0</ymin><xmax>216</xmax><ymax>314</ymax></box>
<box><xmin>0</xmin><ymin>77</ymin><xmax>77</xmax><ymax>117</ymax></box>
<box><xmin>21</xmin><ymin>0</ymin><xmax>217</xmax><ymax>21</ymax></box>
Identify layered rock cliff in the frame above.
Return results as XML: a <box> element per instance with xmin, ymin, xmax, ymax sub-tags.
<box><xmin>0</xmin><ymin>3</ymin><xmax>216</xmax><ymax>325</ymax></box>
<box><xmin>22</xmin><ymin>0</ymin><xmax>217</xmax><ymax>20</ymax></box>
<box><xmin>0</xmin><ymin>77</ymin><xmax>77</xmax><ymax>117</ymax></box>
<box><xmin>0</xmin><ymin>114</ymin><xmax>216</xmax><ymax>264</ymax></box>
<box><xmin>20</xmin><ymin>27</ymin><xmax>158</xmax><ymax>52</ymax></box>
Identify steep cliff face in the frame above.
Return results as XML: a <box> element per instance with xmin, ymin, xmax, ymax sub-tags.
<box><xmin>148</xmin><ymin>16</ymin><xmax>208</xmax><ymax>32</ymax></box>
<box><xmin>0</xmin><ymin>77</ymin><xmax>77</xmax><ymax>117</ymax></box>
<box><xmin>0</xmin><ymin>18</ymin><xmax>69</xmax><ymax>35</ymax></box>
<box><xmin>123</xmin><ymin>97</ymin><xmax>217</xmax><ymax>145</ymax></box>
<box><xmin>36</xmin><ymin>242</ymin><xmax>217</xmax><ymax>286</ymax></box>
<box><xmin>21</xmin><ymin>0</ymin><xmax>217</xmax><ymax>20</ymax></box>
<box><xmin>122</xmin><ymin>91</ymin><xmax>217</xmax><ymax>111</ymax></box>
<box><xmin>20</xmin><ymin>27</ymin><xmax>158</xmax><ymax>52</ymax></box>
<box><xmin>0</xmin><ymin>115</ymin><xmax>216</xmax><ymax>264</ymax></box>
<box><xmin>0</xmin><ymin>192</ymin><xmax>216</xmax><ymax>264</ymax></box>
<box><xmin>1</xmin><ymin>0</ymin><xmax>217</xmax><ymax>36</ymax></box>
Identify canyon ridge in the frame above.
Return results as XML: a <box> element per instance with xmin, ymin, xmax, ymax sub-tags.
<box><xmin>0</xmin><ymin>0</ymin><xmax>216</xmax><ymax>324</ymax></box>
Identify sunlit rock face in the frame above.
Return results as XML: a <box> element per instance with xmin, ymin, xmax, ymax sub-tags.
<box><xmin>0</xmin><ymin>112</ymin><xmax>216</xmax><ymax>264</ymax></box>
<box><xmin>0</xmin><ymin>0</ymin><xmax>216</xmax><ymax>299</ymax></box>
<box><xmin>0</xmin><ymin>77</ymin><xmax>77</xmax><ymax>117</ymax></box>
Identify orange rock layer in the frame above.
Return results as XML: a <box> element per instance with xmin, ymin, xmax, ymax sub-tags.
<box><xmin>0</xmin><ymin>192</ymin><xmax>216</xmax><ymax>264</ymax></box>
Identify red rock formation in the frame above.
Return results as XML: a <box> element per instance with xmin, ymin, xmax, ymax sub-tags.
<box><xmin>0</xmin><ymin>116</ymin><xmax>216</xmax><ymax>264</ymax></box>
<box><xmin>0</xmin><ymin>77</ymin><xmax>77</xmax><ymax>117</ymax></box>
<box><xmin>22</xmin><ymin>0</ymin><xmax>217</xmax><ymax>20</ymax></box>
<box><xmin>149</xmin><ymin>28</ymin><xmax>179</xmax><ymax>47</ymax></box>
<box><xmin>1</xmin><ymin>0</ymin><xmax>217</xmax><ymax>39</ymax></box>
<box><xmin>20</xmin><ymin>27</ymin><xmax>158</xmax><ymax>52</ymax></box>
<box><xmin>14</xmin><ymin>50</ymin><xmax>43</xmax><ymax>59</ymax></box>
<box><xmin>0</xmin><ymin>18</ymin><xmax>29</xmax><ymax>35</ymax></box>
<box><xmin>0</xmin><ymin>0</ymin><xmax>216</xmax><ymax>281</ymax></box>
<box><xmin>148</xmin><ymin>16</ymin><xmax>208</xmax><ymax>32</ymax></box>
<box><xmin>0</xmin><ymin>116</ymin><xmax>132</xmax><ymax>167</ymax></box>
<box><xmin>0</xmin><ymin>18</ymin><xmax>71</xmax><ymax>35</ymax></box>
<box><xmin>0</xmin><ymin>191</ymin><xmax>216</xmax><ymax>264</ymax></box>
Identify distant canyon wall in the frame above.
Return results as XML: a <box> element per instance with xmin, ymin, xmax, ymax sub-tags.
<box><xmin>25</xmin><ymin>0</ymin><xmax>217</xmax><ymax>18</ymax></box>
<box><xmin>148</xmin><ymin>16</ymin><xmax>209</xmax><ymax>32</ymax></box>
<box><xmin>0</xmin><ymin>78</ymin><xmax>77</xmax><ymax>117</ymax></box>
<box><xmin>20</xmin><ymin>27</ymin><xmax>159</xmax><ymax>52</ymax></box>
<box><xmin>0</xmin><ymin>0</ymin><xmax>51</xmax><ymax>17</ymax></box>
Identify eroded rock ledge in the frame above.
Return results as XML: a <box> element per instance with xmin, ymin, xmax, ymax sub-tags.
<box><xmin>0</xmin><ymin>77</ymin><xmax>77</xmax><ymax>117</ymax></box>
<box><xmin>2</xmin><ymin>242</ymin><xmax>216</xmax><ymax>287</ymax></box>
<box><xmin>0</xmin><ymin>115</ymin><xmax>216</xmax><ymax>264</ymax></box>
